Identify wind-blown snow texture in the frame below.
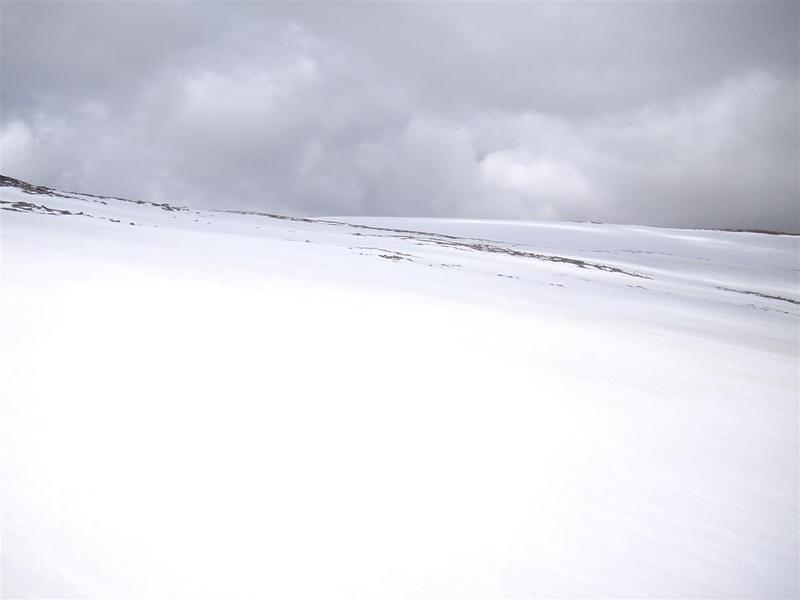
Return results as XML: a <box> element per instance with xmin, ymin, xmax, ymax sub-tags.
<box><xmin>1</xmin><ymin>175</ymin><xmax>798</xmax><ymax>598</ymax></box>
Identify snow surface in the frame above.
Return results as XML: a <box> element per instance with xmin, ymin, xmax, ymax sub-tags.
<box><xmin>1</xmin><ymin>180</ymin><xmax>798</xmax><ymax>598</ymax></box>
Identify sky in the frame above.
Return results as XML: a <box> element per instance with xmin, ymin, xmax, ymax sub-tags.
<box><xmin>1</xmin><ymin>1</ymin><xmax>798</xmax><ymax>231</ymax></box>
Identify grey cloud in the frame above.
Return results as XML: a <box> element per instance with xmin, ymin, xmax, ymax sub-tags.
<box><xmin>277</xmin><ymin>2</ymin><xmax>798</xmax><ymax>116</ymax></box>
<box><xmin>1</xmin><ymin>1</ymin><xmax>798</xmax><ymax>231</ymax></box>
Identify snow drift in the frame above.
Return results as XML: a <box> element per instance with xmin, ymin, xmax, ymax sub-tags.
<box><xmin>1</xmin><ymin>175</ymin><xmax>798</xmax><ymax>598</ymax></box>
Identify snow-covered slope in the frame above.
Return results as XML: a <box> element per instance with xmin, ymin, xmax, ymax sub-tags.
<box><xmin>2</xmin><ymin>175</ymin><xmax>798</xmax><ymax>598</ymax></box>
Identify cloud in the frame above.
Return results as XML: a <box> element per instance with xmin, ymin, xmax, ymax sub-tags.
<box><xmin>479</xmin><ymin>152</ymin><xmax>592</xmax><ymax>221</ymax></box>
<box><xmin>1</xmin><ymin>2</ymin><xmax>797</xmax><ymax>230</ymax></box>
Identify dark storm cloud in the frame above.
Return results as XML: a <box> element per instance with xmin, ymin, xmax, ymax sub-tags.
<box><xmin>1</xmin><ymin>1</ymin><xmax>798</xmax><ymax>231</ymax></box>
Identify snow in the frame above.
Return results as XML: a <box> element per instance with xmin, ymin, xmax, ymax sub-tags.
<box><xmin>1</xmin><ymin>180</ymin><xmax>798</xmax><ymax>598</ymax></box>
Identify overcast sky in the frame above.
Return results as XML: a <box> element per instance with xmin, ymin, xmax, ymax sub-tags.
<box><xmin>1</xmin><ymin>1</ymin><xmax>798</xmax><ymax>230</ymax></box>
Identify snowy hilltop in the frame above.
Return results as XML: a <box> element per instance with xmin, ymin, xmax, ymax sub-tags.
<box><xmin>1</xmin><ymin>174</ymin><xmax>798</xmax><ymax>598</ymax></box>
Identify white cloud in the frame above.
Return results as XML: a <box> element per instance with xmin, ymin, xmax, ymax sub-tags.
<box><xmin>479</xmin><ymin>151</ymin><xmax>592</xmax><ymax>219</ymax></box>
